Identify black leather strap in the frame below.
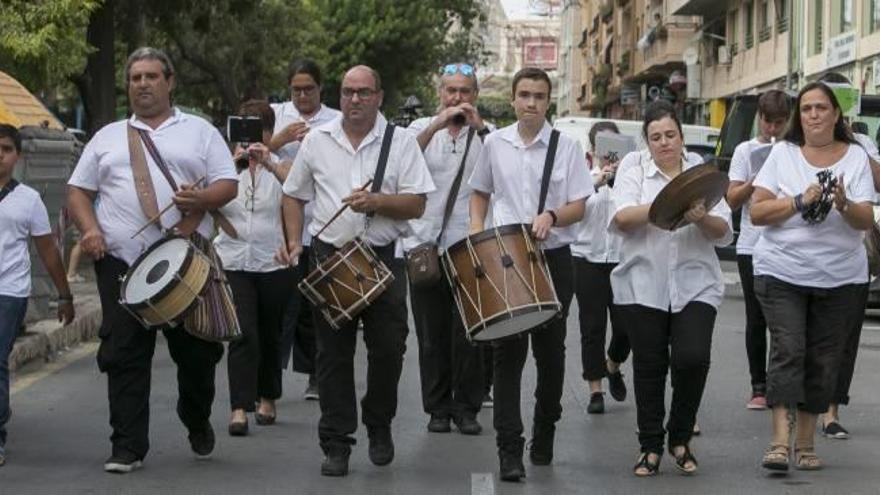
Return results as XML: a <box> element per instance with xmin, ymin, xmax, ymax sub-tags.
<box><xmin>537</xmin><ymin>129</ymin><xmax>560</xmax><ymax>215</ymax></box>
<box><xmin>436</xmin><ymin>127</ymin><xmax>476</xmax><ymax>243</ymax></box>
<box><xmin>368</xmin><ymin>123</ymin><xmax>396</xmax><ymax>218</ymax></box>
<box><xmin>0</xmin><ymin>178</ymin><xmax>20</xmax><ymax>204</ymax></box>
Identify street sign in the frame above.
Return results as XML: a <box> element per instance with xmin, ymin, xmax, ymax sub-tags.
<box><xmin>621</xmin><ymin>84</ymin><xmax>640</xmax><ymax>105</ymax></box>
<box><xmin>826</xmin><ymin>31</ymin><xmax>857</xmax><ymax>70</ymax></box>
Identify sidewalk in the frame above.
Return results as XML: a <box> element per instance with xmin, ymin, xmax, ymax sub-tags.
<box><xmin>10</xmin><ymin>277</ymin><xmax>102</xmax><ymax>372</ymax></box>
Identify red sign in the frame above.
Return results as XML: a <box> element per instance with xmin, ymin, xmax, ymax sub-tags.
<box><xmin>523</xmin><ymin>37</ymin><xmax>557</xmax><ymax>70</ymax></box>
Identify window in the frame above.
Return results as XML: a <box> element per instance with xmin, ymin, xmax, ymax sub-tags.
<box><xmin>728</xmin><ymin>9</ymin><xmax>739</xmax><ymax>54</ymax></box>
<box><xmin>777</xmin><ymin>0</ymin><xmax>789</xmax><ymax>33</ymax></box>
<box><xmin>745</xmin><ymin>2</ymin><xmax>754</xmax><ymax>49</ymax></box>
<box><xmin>873</xmin><ymin>0</ymin><xmax>880</xmax><ymax>33</ymax></box>
<box><xmin>759</xmin><ymin>0</ymin><xmax>772</xmax><ymax>42</ymax></box>
<box><xmin>813</xmin><ymin>0</ymin><xmax>823</xmax><ymax>54</ymax></box>
<box><xmin>840</xmin><ymin>0</ymin><xmax>853</xmax><ymax>33</ymax></box>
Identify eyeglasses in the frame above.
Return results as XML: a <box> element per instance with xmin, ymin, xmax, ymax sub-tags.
<box><xmin>341</xmin><ymin>87</ymin><xmax>377</xmax><ymax>99</ymax></box>
<box><xmin>290</xmin><ymin>85</ymin><xmax>318</xmax><ymax>96</ymax></box>
<box><xmin>442</xmin><ymin>63</ymin><xmax>475</xmax><ymax>76</ymax></box>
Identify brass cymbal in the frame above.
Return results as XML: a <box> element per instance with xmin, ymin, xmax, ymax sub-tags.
<box><xmin>649</xmin><ymin>164</ymin><xmax>729</xmax><ymax>231</ymax></box>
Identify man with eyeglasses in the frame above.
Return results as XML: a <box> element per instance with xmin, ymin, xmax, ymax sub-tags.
<box><xmin>270</xmin><ymin>59</ymin><xmax>341</xmax><ymax>402</ymax></box>
<box><xmin>403</xmin><ymin>62</ymin><xmax>492</xmax><ymax>439</ymax></box>
<box><xmin>469</xmin><ymin>67</ymin><xmax>590</xmax><ymax>482</ymax></box>
<box><xmin>279</xmin><ymin>65</ymin><xmax>434</xmax><ymax>477</ymax></box>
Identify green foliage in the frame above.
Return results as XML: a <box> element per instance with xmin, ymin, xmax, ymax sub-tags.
<box><xmin>0</xmin><ymin>0</ymin><xmax>100</xmax><ymax>87</ymax></box>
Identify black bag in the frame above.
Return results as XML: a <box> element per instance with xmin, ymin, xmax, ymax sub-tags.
<box><xmin>406</xmin><ymin>128</ymin><xmax>476</xmax><ymax>288</ymax></box>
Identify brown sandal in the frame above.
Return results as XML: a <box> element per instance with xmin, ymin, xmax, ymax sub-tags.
<box><xmin>762</xmin><ymin>443</ymin><xmax>789</xmax><ymax>471</ymax></box>
<box><xmin>794</xmin><ymin>448</ymin><xmax>822</xmax><ymax>471</ymax></box>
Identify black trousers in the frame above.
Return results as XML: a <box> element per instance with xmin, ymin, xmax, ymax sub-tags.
<box><xmin>481</xmin><ymin>345</ymin><xmax>494</xmax><ymax>394</ymax></box>
<box><xmin>311</xmin><ymin>240</ymin><xmax>409</xmax><ymax>451</ymax></box>
<box><xmin>493</xmin><ymin>246</ymin><xmax>574</xmax><ymax>447</ymax></box>
<box><xmin>573</xmin><ymin>258</ymin><xmax>629</xmax><ymax>381</ymax></box>
<box><xmin>618</xmin><ymin>302</ymin><xmax>715</xmax><ymax>455</ymax></box>
<box><xmin>409</xmin><ymin>268</ymin><xmax>483</xmax><ymax>419</ymax></box>
<box><xmin>94</xmin><ymin>255</ymin><xmax>223</xmax><ymax>459</ymax></box>
<box><xmin>226</xmin><ymin>268</ymin><xmax>293</xmax><ymax>411</ymax></box>
<box><xmin>280</xmin><ymin>248</ymin><xmax>317</xmax><ymax>375</ymax></box>
<box><xmin>755</xmin><ymin>275</ymin><xmax>865</xmax><ymax>413</ymax></box>
<box><xmin>834</xmin><ymin>280</ymin><xmax>869</xmax><ymax>405</ymax></box>
<box><xmin>736</xmin><ymin>255</ymin><xmax>768</xmax><ymax>390</ymax></box>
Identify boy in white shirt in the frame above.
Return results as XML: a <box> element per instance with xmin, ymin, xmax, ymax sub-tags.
<box><xmin>0</xmin><ymin>124</ymin><xmax>75</xmax><ymax>467</ymax></box>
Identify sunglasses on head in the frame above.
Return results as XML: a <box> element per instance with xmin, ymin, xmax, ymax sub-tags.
<box><xmin>442</xmin><ymin>63</ymin><xmax>475</xmax><ymax>76</ymax></box>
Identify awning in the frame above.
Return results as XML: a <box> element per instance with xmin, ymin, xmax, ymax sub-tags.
<box><xmin>0</xmin><ymin>71</ymin><xmax>63</xmax><ymax>130</ymax></box>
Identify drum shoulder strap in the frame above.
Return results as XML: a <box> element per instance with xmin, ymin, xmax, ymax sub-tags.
<box><xmin>0</xmin><ymin>178</ymin><xmax>20</xmax><ymax>204</ymax></box>
<box><xmin>127</xmin><ymin>124</ymin><xmax>162</xmax><ymax>225</ymax></box>
<box><xmin>537</xmin><ymin>129</ymin><xmax>560</xmax><ymax>215</ymax></box>
<box><xmin>367</xmin><ymin>122</ymin><xmax>395</xmax><ymax>218</ymax></box>
<box><xmin>437</xmin><ymin>127</ymin><xmax>476</xmax><ymax>244</ymax></box>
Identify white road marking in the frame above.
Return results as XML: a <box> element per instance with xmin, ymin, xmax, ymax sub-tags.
<box><xmin>10</xmin><ymin>342</ymin><xmax>99</xmax><ymax>395</ymax></box>
<box><xmin>471</xmin><ymin>472</ymin><xmax>495</xmax><ymax>495</ymax></box>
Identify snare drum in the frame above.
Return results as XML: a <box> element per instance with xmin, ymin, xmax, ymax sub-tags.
<box><xmin>443</xmin><ymin>224</ymin><xmax>560</xmax><ymax>341</ymax></box>
<box><xmin>298</xmin><ymin>238</ymin><xmax>395</xmax><ymax>330</ymax></box>
<box><xmin>120</xmin><ymin>237</ymin><xmax>212</xmax><ymax>328</ymax></box>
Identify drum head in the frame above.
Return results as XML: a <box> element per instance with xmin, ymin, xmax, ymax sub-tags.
<box><xmin>470</xmin><ymin>307</ymin><xmax>558</xmax><ymax>341</ymax></box>
<box><xmin>123</xmin><ymin>238</ymin><xmax>192</xmax><ymax>304</ymax></box>
<box><xmin>649</xmin><ymin>164</ymin><xmax>729</xmax><ymax>231</ymax></box>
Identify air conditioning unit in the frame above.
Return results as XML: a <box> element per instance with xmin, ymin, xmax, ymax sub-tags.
<box><xmin>717</xmin><ymin>45</ymin><xmax>731</xmax><ymax>65</ymax></box>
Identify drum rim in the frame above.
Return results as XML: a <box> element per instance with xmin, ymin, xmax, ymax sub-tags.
<box><xmin>446</xmin><ymin>223</ymin><xmax>530</xmax><ymax>253</ymax></box>
<box><xmin>648</xmin><ymin>164</ymin><xmax>728</xmax><ymax>230</ymax></box>
<box><xmin>121</xmin><ymin>235</ymin><xmax>197</xmax><ymax>309</ymax></box>
<box><xmin>468</xmin><ymin>302</ymin><xmax>561</xmax><ymax>340</ymax></box>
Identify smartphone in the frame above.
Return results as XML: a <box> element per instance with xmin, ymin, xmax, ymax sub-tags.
<box><xmin>227</xmin><ymin>116</ymin><xmax>263</xmax><ymax>144</ymax></box>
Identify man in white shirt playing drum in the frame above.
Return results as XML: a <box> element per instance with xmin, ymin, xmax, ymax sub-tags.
<box><xmin>468</xmin><ymin>67</ymin><xmax>591</xmax><ymax>482</ymax></box>
<box><xmin>271</xmin><ymin>59</ymin><xmax>342</xmax><ymax>401</ymax></box>
<box><xmin>404</xmin><ymin>62</ymin><xmax>492</xmax><ymax>437</ymax></box>
<box><xmin>279</xmin><ymin>65</ymin><xmax>434</xmax><ymax>478</ymax></box>
<box><xmin>67</xmin><ymin>47</ymin><xmax>238</xmax><ymax>474</ymax></box>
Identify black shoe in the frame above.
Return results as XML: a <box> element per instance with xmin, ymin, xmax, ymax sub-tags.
<box><xmin>228</xmin><ymin>419</ymin><xmax>249</xmax><ymax>436</ymax></box>
<box><xmin>454</xmin><ymin>416</ymin><xmax>483</xmax><ymax>435</ymax></box>
<box><xmin>607</xmin><ymin>369</ymin><xmax>627</xmax><ymax>402</ymax></box>
<box><xmin>587</xmin><ymin>392</ymin><xmax>605</xmax><ymax>414</ymax></box>
<box><xmin>498</xmin><ymin>440</ymin><xmax>525</xmax><ymax>482</ymax></box>
<box><xmin>255</xmin><ymin>413</ymin><xmax>276</xmax><ymax>426</ymax></box>
<box><xmin>822</xmin><ymin>421</ymin><xmax>850</xmax><ymax>439</ymax></box>
<box><xmin>367</xmin><ymin>427</ymin><xmax>395</xmax><ymax>466</ymax></box>
<box><xmin>104</xmin><ymin>451</ymin><xmax>143</xmax><ymax>474</ymax></box>
<box><xmin>321</xmin><ymin>446</ymin><xmax>351</xmax><ymax>477</ymax></box>
<box><xmin>427</xmin><ymin>415</ymin><xmax>452</xmax><ymax>433</ymax></box>
<box><xmin>188</xmin><ymin>423</ymin><xmax>215</xmax><ymax>459</ymax></box>
<box><xmin>529</xmin><ymin>423</ymin><xmax>555</xmax><ymax>466</ymax></box>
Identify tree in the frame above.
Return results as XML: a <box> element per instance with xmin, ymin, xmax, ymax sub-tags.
<box><xmin>0</xmin><ymin>0</ymin><xmax>100</xmax><ymax>89</ymax></box>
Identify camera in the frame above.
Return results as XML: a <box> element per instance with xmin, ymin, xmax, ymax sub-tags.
<box><xmin>227</xmin><ymin>116</ymin><xmax>263</xmax><ymax>170</ymax></box>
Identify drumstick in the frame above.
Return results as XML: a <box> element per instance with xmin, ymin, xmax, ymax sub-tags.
<box><xmin>130</xmin><ymin>177</ymin><xmax>206</xmax><ymax>239</ymax></box>
<box><xmin>313</xmin><ymin>179</ymin><xmax>373</xmax><ymax>241</ymax></box>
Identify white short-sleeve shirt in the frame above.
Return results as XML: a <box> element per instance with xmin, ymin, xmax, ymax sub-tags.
<box><xmin>572</xmin><ymin>163</ymin><xmax>621</xmax><ymax>263</ymax></box>
<box><xmin>728</xmin><ymin>138</ymin><xmax>766</xmax><ymax>255</ymax></box>
<box><xmin>609</xmin><ymin>153</ymin><xmax>733</xmax><ymax>312</ymax></box>
<box><xmin>0</xmin><ymin>183</ymin><xmax>52</xmax><ymax>297</ymax></box>
<box><xmin>213</xmin><ymin>162</ymin><xmax>286</xmax><ymax>272</ymax></box>
<box><xmin>271</xmin><ymin>103</ymin><xmax>342</xmax><ymax>248</ymax></box>
<box><xmin>752</xmin><ymin>141</ymin><xmax>875</xmax><ymax>287</ymax></box>
<box><xmin>282</xmin><ymin>113</ymin><xmax>435</xmax><ymax>248</ymax></box>
<box><xmin>68</xmin><ymin>109</ymin><xmax>238</xmax><ymax>266</ymax></box>
<box><xmin>468</xmin><ymin>121</ymin><xmax>592</xmax><ymax>250</ymax></box>
<box><xmin>402</xmin><ymin>117</ymin><xmax>491</xmax><ymax>252</ymax></box>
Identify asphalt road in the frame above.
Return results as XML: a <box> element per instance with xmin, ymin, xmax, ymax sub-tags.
<box><xmin>3</xmin><ymin>294</ymin><xmax>880</xmax><ymax>494</ymax></box>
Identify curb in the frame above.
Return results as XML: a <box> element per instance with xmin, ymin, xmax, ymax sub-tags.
<box><xmin>10</xmin><ymin>303</ymin><xmax>102</xmax><ymax>372</ymax></box>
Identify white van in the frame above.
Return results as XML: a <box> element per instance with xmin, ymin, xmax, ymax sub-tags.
<box><xmin>553</xmin><ymin>116</ymin><xmax>720</xmax><ymax>156</ymax></box>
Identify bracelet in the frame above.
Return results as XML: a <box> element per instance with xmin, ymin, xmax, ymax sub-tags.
<box><xmin>547</xmin><ymin>210</ymin><xmax>558</xmax><ymax>226</ymax></box>
<box><xmin>794</xmin><ymin>193</ymin><xmax>805</xmax><ymax>212</ymax></box>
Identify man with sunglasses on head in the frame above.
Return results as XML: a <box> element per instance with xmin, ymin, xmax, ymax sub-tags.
<box><xmin>271</xmin><ymin>59</ymin><xmax>341</xmax><ymax>401</ymax></box>
<box><xmin>279</xmin><ymin>65</ymin><xmax>434</xmax><ymax>477</ymax></box>
<box><xmin>404</xmin><ymin>62</ymin><xmax>492</xmax><ymax>438</ymax></box>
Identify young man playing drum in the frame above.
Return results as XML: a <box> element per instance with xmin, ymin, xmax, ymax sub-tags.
<box><xmin>67</xmin><ymin>47</ymin><xmax>238</xmax><ymax>473</ymax></box>
<box><xmin>279</xmin><ymin>65</ymin><xmax>434</xmax><ymax>477</ymax></box>
<box><xmin>0</xmin><ymin>124</ymin><xmax>75</xmax><ymax>467</ymax></box>
<box><xmin>468</xmin><ymin>67</ymin><xmax>591</xmax><ymax>482</ymax></box>
<box><xmin>404</xmin><ymin>62</ymin><xmax>493</xmax><ymax>436</ymax></box>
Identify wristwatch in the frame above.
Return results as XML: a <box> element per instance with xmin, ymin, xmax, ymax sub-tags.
<box><xmin>476</xmin><ymin>126</ymin><xmax>491</xmax><ymax>138</ymax></box>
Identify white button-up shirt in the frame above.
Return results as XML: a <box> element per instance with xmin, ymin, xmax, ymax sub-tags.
<box><xmin>728</xmin><ymin>138</ymin><xmax>765</xmax><ymax>255</ymax></box>
<box><xmin>214</xmin><ymin>162</ymin><xmax>286</xmax><ymax>272</ymax></box>
<box><xmin>572</xmin><ymin>165</ymin><xmax>621</xmax><ymax>263</ymax></box>
<box><xmin>283</xmin><ymin>113</ymin><xmax>435</xmax><ymax>248</ymax></box>
<box><xmin>402</xmin><ymin>117</ymin><xmax>490</xmax><ymax>252</ymax></box>
<box><xmin>271</xmin><ymin>102</ymin><xmax>342</xmax><ymax>247</ymax></box>
<box><xmin>68</xmin><ymin>109</ymin><xmax>238</xmax><ymax>265</ymax></box>
<box><xmin>609</xmin><ymin>153</ymin><xmax>733</xmax><ymax>312</ymax></box>
<box><xmin>0</xmin><ymin>183</ymin><xmax>51</xmax><ymax>297</ymax></box>
<box><xmin>468</xmin><ymin>121</ymin><xmax>591</xmax><ymax>250</ymax></box>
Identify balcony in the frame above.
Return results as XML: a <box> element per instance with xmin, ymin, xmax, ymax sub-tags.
<box><xmin>632</xmin><ymin>25</ymin><xmax>694</xmax><ymax>80</ymax></box>
<box><xmin>669</xmin><ymin>0</ymin><xmax>727</xmax><ymax>19</ymax></box>
<box><xmin>759</xmin><ymin>25</ymin><xmax>772</xmax><ymax>43</ymax></box>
